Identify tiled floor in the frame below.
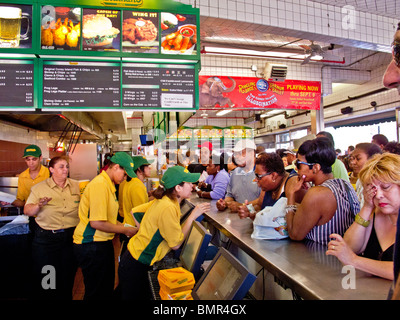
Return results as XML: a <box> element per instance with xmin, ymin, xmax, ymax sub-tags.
<box><xmin>72</xmin><ymin>237</ymin><xmax>122</xmax><ymax>300</ymax></box>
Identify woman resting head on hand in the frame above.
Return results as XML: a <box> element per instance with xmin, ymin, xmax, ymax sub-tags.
<box><xmin>327</xmin><ymin>153</ymin><xmax>400</xmax><ymax>280</ymax></box>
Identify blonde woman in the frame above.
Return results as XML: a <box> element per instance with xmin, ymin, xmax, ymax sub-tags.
<box><xmin>327</xmin><ymin>153</ymin><xmax>400</xmax><ymax>280</ymax></box>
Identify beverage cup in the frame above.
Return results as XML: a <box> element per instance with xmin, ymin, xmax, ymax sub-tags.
<box><xmin>0</xmin><ymin>6</ymin><xmax>30</xmax><ymax>48</ymax></box>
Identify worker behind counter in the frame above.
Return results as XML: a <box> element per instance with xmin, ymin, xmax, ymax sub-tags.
<box><xmin>12</xmin><ymin>145</ymin><xmax>50</xmax><ymax>208</ymax></box>
<box><xmin>120</xmin><ymin>155</ymin><xmax>153</xmax><ymax>255</ymax></box>
<box><xmin>216</xmin><ymin>139</ymin><xmax>261</xmax><ymax>212</ymax></box>
<box><xmin>73</xmin><ymin>152</ymin><xmax>138</xmax><ymax>300</ymax></box>
<box><xmin>24</xmin><ymin>156</ymin><xmax>80</xmax><ymax>300</ymax></box>
<box><xmin>118</xmin><ymin>165</ymin><xmax>210</xmax><ymax>300</ymax></box>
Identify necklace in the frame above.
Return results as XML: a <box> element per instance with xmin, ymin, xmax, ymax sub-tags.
<box><xmin>387</xmin><ymin>214</ymin><xmax>397</xmax><ymax>226</ymax></box>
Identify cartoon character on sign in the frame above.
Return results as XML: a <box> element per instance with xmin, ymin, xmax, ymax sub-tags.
<box><xmin>199</xmin><ymin>76</ymin><xmax>236</xmax><ymax>108</ymax></box>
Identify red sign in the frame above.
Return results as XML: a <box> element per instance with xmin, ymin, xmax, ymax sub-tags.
<box><xmin>199</xmin><ymin>76</ymin><xmax>321</xmax><ymax>110</ymax></box>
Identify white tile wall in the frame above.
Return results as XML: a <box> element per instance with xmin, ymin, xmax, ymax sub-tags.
<box><xmin>175</xmin><ymin>0</ymin><xmax>400</xmax><ymax>131</ymax></box>
<box><xmin>177</xmin><ymin>0</ymin><xmax>397</xmax><ymax>50</ymax></box>
<box><xmin>0</xmin><ymin>121</ymin><xmax>51</xmax><ymax>159</ymax></box>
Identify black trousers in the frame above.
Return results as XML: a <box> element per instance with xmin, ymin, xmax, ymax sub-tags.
<box><xmin>31</xmin><ymin>224</ymin><xmax>77</xmax><ymax>300</ymax></box>
<box><xmin>118</xmin><ymin>250</ymin><xmax>152</xmax><ymax>300</ymax></box>
<box><xmin>73</xmin><ymin>240</ymin><xmax>115</xmax><ymax>300</ymax></box>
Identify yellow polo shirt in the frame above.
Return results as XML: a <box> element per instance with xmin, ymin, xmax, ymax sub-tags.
<box><xmin>73</xmin><ymin>171</ymin><xmax>119</xmax><ymax>244</ymax></box>
<box><xmin>16</xmin><ymin>165</ymin><xmax>50</xmax><ymax>202</ymax></box>
<box><xmin>26</xmin><ymin>178</ymin><xmax>80</xmax><ymax>230</ymax></box>
<box><xmin>127</xmin><ymin>196</ymin><xmax>184</xmax><ymax>266</ymax></box>
<box><xmin>122</xmin><ymin>177</ymin><xmax>149</xmax><ymax>226</ymax></box>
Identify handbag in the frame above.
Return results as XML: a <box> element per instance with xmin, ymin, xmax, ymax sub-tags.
<box><xmin>251</xmin><ymin>197</ymin><xmax>288</xmax><ymax>240</ymax></box>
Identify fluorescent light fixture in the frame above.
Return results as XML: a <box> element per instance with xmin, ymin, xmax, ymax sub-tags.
<box><xmin>204</xmin><ymin>46</ymin><xmax>295</xmax><ymax>58</ymax></box>
<box><xmin>216</xmin><ymin>109</ymin><xmax>233</xmax><ymax>116</ymax></box>
<box><xmin>261</xmin><ymin>109</ymin><xmax>285</xmax><ymax>118</ymax></box>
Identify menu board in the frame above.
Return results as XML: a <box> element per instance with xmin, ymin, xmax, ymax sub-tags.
<box><xmin>42</xmin><ymin>60</ymin><xmax>120</xmax><ymax>108</ymax></box>
<box><xmin>37</xmin><ymin>4</ymin><xmax>199</xmax><ymax>59</ymax></box>
<box><xmin>0</xmin><ymin>59</ymin><xmax>34</xmax><ymax>108</ymax></box>
<box><xmin>122</xmin><ymin>62</ymin><xmax>195</xmax><ymax>109</ymax></box>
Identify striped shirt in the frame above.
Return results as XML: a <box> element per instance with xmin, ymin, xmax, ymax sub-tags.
<box><xmin>305</xmin><ymin>179</ymin><xmax>360</xmax><ymax>245</ymax></box>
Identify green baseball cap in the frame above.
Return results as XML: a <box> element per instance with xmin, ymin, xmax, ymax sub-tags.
<box><xmin>110</xmin><ymin>152</ymin><xmax>137</xmax><ymax>178</ymax></box>
<box><xmin>160</xmin><ymin>165</ymin><xmax>200</xmax><ymax>189</ymax></box>
<box><xmin>132</xmin><ymin>156</ymin><xmax>154</xmax><ymax>171</ymax></box>
<box><xmin>23</xmin><ymin>145</ymin><xmax>42</xmax><ymax>158</ymax></box>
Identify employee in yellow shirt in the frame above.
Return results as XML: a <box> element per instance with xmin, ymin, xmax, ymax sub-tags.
<box><xmin>118</xmin><ymin>165</ymin><xmax>210</xmax><ymax>300</ymax></box>
<box><xmin>73</xmin><ymin>152</ymin><xmax>138</xmax><ymax>300</ymax></box>
<box><xmin>24</xmin><ymin>156</ymin><xmax>80</xmax><ymax>300</ymax></box>
<box><xmin>120</xmin><ymin>156</ymin><xmax>153</xmax><ymax>255</ymax></box>
<box><xmin>12</xmin><ymin>145</ymin><xmax>50</xmax><ymax>208</ymax></box>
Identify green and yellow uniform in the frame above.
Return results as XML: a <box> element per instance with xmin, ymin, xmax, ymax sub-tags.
<box><xmin>127</xmin><ymin>195</ymin><xmax>184</xmax><ymax>266</ymax></box>
<box><xmin>73</xmin><ymin>171</ymin><xmax>119</xmax><ymax>244</ymax></box>
<box><xmin>16</xmin><ymin>165</ymin><xmax>49</xmax><ymax>203</ymax></box>
<box><xmin>122</xmin><ymin>177</ymin><xmax>149</xmax><ymax>227</ymax></box>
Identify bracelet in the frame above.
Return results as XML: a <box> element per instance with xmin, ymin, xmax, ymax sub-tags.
<box><xmin>286</xmin><ymin>204</ymin><xmax>297</xmax><ymax>214</ymax></box>
<box><xmin>355</xmin><ymin>213</ymin><xmax>370</xmax><ymax>227</ymax></box>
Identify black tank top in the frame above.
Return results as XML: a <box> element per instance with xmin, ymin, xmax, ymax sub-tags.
<box><xmin>362</xmin><ymin>215</ymin><xmax>394</xmax><ymax>261</ymax></box>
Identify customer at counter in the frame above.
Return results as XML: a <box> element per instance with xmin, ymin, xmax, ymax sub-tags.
<box><xmin>285</xmin><ymin>138</ymin><xmax>360</xmax><ymax>245</ymax></box>
<box><xmin>188</xmin><ymin>142</ymin><xmax>212</xmax><ymax>181</ymax></box>
<box><xmin>73</xmin><ymin>152</ymin><xmax>138</xmax><ymax>300</ymax></box>
<box><xmin>197</xmin><ymin>154</ymin><xmax>230</xmax><ymax>200</ymax></box>
<box><xmin>380</xmin><ymin>27</ymin><xmax>400</xmax><ymax>297</ymax></box>
<box><xmin>216</xmin><ymin>139</ymin><xmax>261</xmax><ymax>212</ymax></box>
<box><xmin>24</xmin><ymin>156</ymin><xmax>80</xmax><ymax>299</ymax></box>
<box><xmin>316</xmin><ymin>131</ymin><xmax>350</xmax><ymax>182</ymax></box>
<box><xmin>326</xmin><ymin>153</ymin><xmax>400</xmax><ymax>280</ymax></box>
<box><xmin>12</xmin><ymin>145</ymin><xmax>50</xmax><ymax>208</ymax></box>
<box><xmin>118</xmin><ymin>166</ymin><xmax>210</xmax><ymax>300</ymax></box>
<box><xmin>349</xmin><ymin>143</ymin><xmax>382</xmax><ymax>207</ymax></box>
<box><xmin>238</xmin><ymin>152</ymin><xmax>306</xmax><ymax>220</ymax></box>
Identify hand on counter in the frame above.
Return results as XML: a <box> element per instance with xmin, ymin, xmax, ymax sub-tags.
<box><xmin>192</xmin><ymin>202</ymin><xmax>211</xmax><ymax>220</ymax></box>
<box><xmin>216</xmin><ymin>198</ymin><xmax>227</xmax><ymax>211</ymax></box>
<box><xmin>238</xmin><ymin>200</ymin><xmax>256</xmax><ymax>220</ymax></box>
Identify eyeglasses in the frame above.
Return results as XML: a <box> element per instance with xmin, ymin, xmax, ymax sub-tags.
<box><xmin>294</xmin><ymin>159</ymin><xmax>316</xmax><ymax>170</ymax></box>
<box><xmin>392</xmin><ymin>40</ymin><xmax>400</xmax><ymax>67</ymax></box>
<box><xmin>254</xmin><ymin>172</ymin><xmax>272</xmax><ymax>180</ymax></box>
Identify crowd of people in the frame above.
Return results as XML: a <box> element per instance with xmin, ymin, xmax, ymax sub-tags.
<box><xmin>3</xmin><ymin>21</ymin><xmax>400</xmax><ymax>301</ymax></box>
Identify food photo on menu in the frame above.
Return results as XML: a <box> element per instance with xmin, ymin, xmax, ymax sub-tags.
<box><xmin>82</xmin><ymin>8</ymin><xmax>121</xmax><ymax>51</ymax></box>
<box><xmin>40</xmin><ymin>6</ymin><xmax>81</xmax><ymax>50</ymax></box>
<box><xmin>160</xmin><ymin>12</ymin><xmax>197</xmax><ymax>55</ymax></box>
<box><xmin>0</xmin><ymin>4</ymin><xmax>32</xmax><ymax>49</ymax></box>
<box><xmin>122</xmin><ymin>11</ymin><xmax>159</xmax><ymax>53</ymax></box>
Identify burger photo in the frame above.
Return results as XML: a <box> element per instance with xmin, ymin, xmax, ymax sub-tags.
<box><xmin>82</xmin><ymin>14</ymin><xmax>120</xmax><ymax>48</ymax></box>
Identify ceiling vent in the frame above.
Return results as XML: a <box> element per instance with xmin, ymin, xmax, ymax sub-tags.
<box><xmin>263</xmin><ymin>63</ymin><xmax>288</xmax><ymax>82</ymax></box>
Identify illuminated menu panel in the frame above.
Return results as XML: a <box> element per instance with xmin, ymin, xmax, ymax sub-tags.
<box><xmin>0</xmin><ymin>59</ymin><xmax>34</xmax><ymax>107</ymax></box>
<box><xmin>122</xmin><ymin>63</ymin><xmax>195</xmax><ymax>109</ymax></box>
<box><xmin>42</xmin><ymin>60</ymin><xmax>120</xmax><ymax>108</ymax></box>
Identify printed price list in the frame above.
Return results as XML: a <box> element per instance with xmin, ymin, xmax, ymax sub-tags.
<box><xmin>42</xmin><ymin>61</ymin><xmax>120</xmax><ymax>108</ymax></box>
<box><xmin>0</xmin><ymin>60</ymin><xmax>34</xmax><ymax>107</ymax></box>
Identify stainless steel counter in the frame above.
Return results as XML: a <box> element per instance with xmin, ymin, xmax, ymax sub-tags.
<box><xmin>189</xmin><ymin>194</ymin><xmax>392</xmax><ymax>300</ymax></box>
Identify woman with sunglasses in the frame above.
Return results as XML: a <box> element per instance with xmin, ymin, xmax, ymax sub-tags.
<box><xmin>285</xmin><ymin>137</ymin><xmax>360</xmax><ymax>245</ymax></box>
<box><xmin>238</xmin><ymin>152</ymin><xmax>306</xmax><ymax>220</ymax></box>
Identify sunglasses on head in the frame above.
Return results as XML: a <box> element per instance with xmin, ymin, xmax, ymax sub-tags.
<box><xmin>294</xmin><ymin>159</ymin><xmax>316</xmax><ymax>170</ymax></box>
<box><xmin>392</xmin><ymin>40</ymin><xmax>400</xmax><ymax>67</ymax></box>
